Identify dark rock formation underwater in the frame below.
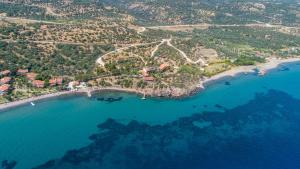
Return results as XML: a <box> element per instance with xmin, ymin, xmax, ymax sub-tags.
<box><xmin>31</xmin><ymin>89</ymin><xmax>300</xmax><ymax>169</ymax></box>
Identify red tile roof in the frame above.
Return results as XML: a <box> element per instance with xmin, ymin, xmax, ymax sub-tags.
<box><xmin>18</xmin><ymin>69</ymin><xmax>29</xmax><ymax>74</ymax></box>
<box><xmin>144</xmin><ymin>76</ymin><xmax>155</xmax><ymax>81</ymax></box>
<box><xmin>142</xmin><ymin>67</ymin><xmax>158</xmax><ymax>76</ymax></box>
<box><xmin>49</xmin><ymin>78</ymin><xmax>56</xmax><ymax>86</ymax></box>
<box><xmin>0</xmin><ymin>70</ymin><xmax>10</xmax><ymax>76</ymax></box>
<box><xmin>0</xmin><ymin>84</ymin><xmax>10</xmax><ymax>92</ymax></box>
<box><xmin>26</xmin><ymin>73</ymin><xmax>37</xmax><ymax>81</ymax></box>
<box><xmin>56</xmin><ymin>77</ymin><xmax>63</xmax><ymax>85</ymax></box>
<box><xmin>0</xmin><ymin>77</ymin><xmax>11</xmax><ymax>84</ymax></box>
<box><xmin>49</xmin><ymin>77</ymin><xmax>63</xmax><ymax>86</ymax></box>
<box><xmin>159</xmin><ymin>63</ymin><xmax>169</xmax><ymax>71</ymax></box>
<box><xmin>32</xmin><ymin>80</ymin><xmax>45</xmax><ymax>88</ymax></box>
<box><xmin>40</xmin><ymin>25</ymin><xmax>48</xmax><ymax>30</ymax></box>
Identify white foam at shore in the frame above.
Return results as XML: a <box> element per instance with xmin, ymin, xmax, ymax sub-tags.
<box><xmin>1</xmin><ymin>57</ymin><xmax>299</xmax><ymax>110</ymax></box>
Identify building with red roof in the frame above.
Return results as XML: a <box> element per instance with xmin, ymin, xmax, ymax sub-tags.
<box><xmin>32</xmin><ymin>80</ymin><xmax>45</xmax><ymax>88</ymax></box>
<box><xmin>141</xmin><ymin>69</ymin><xmax>149</xmax><ymax>77</ymax></box>
<box><xmin>0</xmin><ymin>84</ymin><xmax>10</xmax><ymax>95</ymax></box>
<box><xmin>40</xmin><ymin>25</ymin><xmax>48</xmax><ymax>30</ymax></box>
<box><xmin>0</xmin><ymin>77</ymin><xmax>11</xmax><ymax>84</ymax></box>
<box><xmin>143</xmin><ymin>76</ymin><xmax>155</xmax><ymax>81</ymax></box>
<box><xmin>26</xmin><ymin>73</ymin><xmax>37</xmax><ymax>81</ymax></box>
<box><xmin>141</xmin><ymin>67</ymin><xmax>157</xmax><ymax>77</ymax></box>
<box><xmin>67</xmin><ymin>81</ymin><xmax>80</xmax><ymax>90</ymax></box>
<box><xmin>49</xmin><ymin>77</ymin><xmax>63</xmax><ymax>86</ymax></box>
<box><xmin>17</xmin><ymin>69</ymin><xmax>29</xmax><ymax>75</ymax></box>
<box><xmin>56</xmin><ymin>77</ymin><xmax>63</xmax><ymax>85</ymax></box>
<box><xmin>49</xmin><ymin>79</ymin><xmax>57</xmax><ymax>86</ymax></box>
<box><xmin>0</xmin><ymin>70</ymin><xmax>10</xmax><ymax>76</ymax></box>
<box><xmin>159</xmin><ymin>63</ymin><xmax>169</xmax><ymax>71</ymax></box>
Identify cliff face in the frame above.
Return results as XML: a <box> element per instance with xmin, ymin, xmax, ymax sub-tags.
<box><xmin>142</xmin><ymin>85</ymin><xmax>200</xmax><ymax>98</ymax></box>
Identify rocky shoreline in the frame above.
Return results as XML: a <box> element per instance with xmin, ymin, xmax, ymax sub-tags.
<box><xmin>1</xmin><ymin>57</ymin><xmax>299</xmax><ymax>111</ymax></box>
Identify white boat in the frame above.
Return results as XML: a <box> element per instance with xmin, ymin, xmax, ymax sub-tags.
<box><xmin>30</xmin><ymin>102</ymin><xmax>35</xmax><ymax>106</ymax></box>
<box><xmin>141</xmin><ymin>92</ymin><xmax>146</xmax><ymax>100</ymax></box>
<box><xmin>258</xmin><ymin>70</ymin><xmax>266</xmax><ymax>76</ymax></box>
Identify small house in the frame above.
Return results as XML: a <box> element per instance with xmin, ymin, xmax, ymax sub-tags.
<box><xmin>265</xmin><ymin>34</ymin><xmax>272</xmax><ymax>40</ymax></box>
<box><xmin>144</xmin><ymin>76</ymin><xmax>155</xmax><ymax>81</ymax></box>
<box><xmin>26</xmin><ymin>73</ymin><xmax>37</xmax><ymax>81</ymax></box>
<box><xmin>144</xmin><ymin>67</ymin><xmax>156</xmax><ymax>72</ymax></box>
<box><xmin>159</xmin><ymin>63</ymin><xmax>169</xmax><ymax>71</ymax></box>
<box><xmin>49</xmin><ymin>79</ymin><xmax>57</xmax><ymax>86</ymax></box>
<box><xmin>0</xmin><ymin>70</ymin><xmax>10</xmax><ymax>76</ymax></box>
<box><xmin>32</xmin><ymin>80</ymin><xmax>45</xmax><ymax>88</ymax></box>
<box><xmin>56</xmin><ymin>77</ymin><xmax>63</xmax><ymax>85</ymax></box>
<box><xmin>67</xmin><ymin>81</ymin><xmax>80</xmax><ymax>91</ymax></box>
<box><xmin>0</xmin><ymin>84</ymin><xmax>10</xmax><ymax>95</ymax></box>
<box><xmin>40</xmin><ymin>25</ymin><xmax>48</xmax><ymax>30</ymax></box>
<box><xmin>17</xmin><ymin>69</ymin><xmax>29</xmax><ymax>75</ymax></box>
<box><xmin>142</xmin><ymin>67</ymin><xmax>156</xmax><ymax>77</ymax></box>
<box><xmin>141</xmin><ymin>69</ymin><xmax>149</xmax><ymax>77</ymax></box>
<box><xmin>49</xmin><ymin>77</ymin><xmax>64</xmax><ymax>86</ymax></box>
<box><xmin>0</xmin><ymin>77</ymin><xmax>11</xmax><ymax>84</ymax></box>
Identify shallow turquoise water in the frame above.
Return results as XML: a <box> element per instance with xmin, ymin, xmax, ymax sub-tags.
<box><xmin>1</xmin><ymin>62</ymin><xmax>300</xmax><ymax>169</ymax></box>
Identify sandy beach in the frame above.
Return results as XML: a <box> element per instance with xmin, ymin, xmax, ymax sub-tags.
<box><xmin>199</xmin><ymin>57</ymin><xmax>300</xmax><ymax>88</ymax></box>
<box><xmin>0</xmin><ymin>90</ymin><xmax>81</xmax><ymax>111</ymax></box>
<box><xmin>0</xmin><ymin>87</ymin><xmax>146</xmax><ymax>111</ymax></box>
<box><xmin>1</xmin><ymin>57</ymin><xmax>299</xmax><ymax>111</ymax></box>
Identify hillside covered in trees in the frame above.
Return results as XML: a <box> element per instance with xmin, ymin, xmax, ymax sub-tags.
<box><xmin>1</xmin><ymin>0</ymin><xmax>299</xmax><ymax>26</ymax></box>
<box><xmin>0</xmin><ymin>0</ymin><xmax>299</xmax><ymax>103</ymax></box>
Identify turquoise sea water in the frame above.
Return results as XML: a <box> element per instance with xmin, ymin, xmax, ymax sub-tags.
<box><xmin>1</xmin><ymin>62</ymin><xmax>300</xmax><ymax>169</ymax></box>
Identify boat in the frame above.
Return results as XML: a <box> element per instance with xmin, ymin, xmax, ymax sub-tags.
<box><xmin>30</xmin><ymin>102</ymin><xmax>35</xmax><ymax>106</ymax></box>
<box><xmin>141</xmin><ymin>92</ymin><xmax>146</xmax><ymax>100</ymax></box>
<box><xmin>258</xmin><ymin>70</ymin><xmax>266</xmax><ymax>76</ymax></box>
<box><xmin>255</xmin><ymin>67</ymin><xmax>266</xmax><ymax>76</ymax></box>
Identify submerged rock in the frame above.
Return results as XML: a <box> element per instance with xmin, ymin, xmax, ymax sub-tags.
<box><xmin>224</xmin><ymin>81</ymin><xmax>231</xmax><ymax>85</ymax></box>
<box><xmin>214</xmin><ymin>104</ymin><xmax>227</xmax><ymax>111</ymax></box>
<box><xmin>279</xmin><ymin>66</ymin><xmax>290</xmax><ymax>71</ymax></box>
<box><xmin>96</xmin><ymin>97</ymin><xmax>123</xmax><ymax>103</ymax></box>
<box><xmin>33</xmin><ymin>90</ymin><xmax>300</xmax><ymax>169</ymax></box>
<box><xmin>1</xmin><ymin>160</ymin><xmax>17</xmax><ymax>169</ymax></box>
<box><xmin>96</xmin><ymin>97</ymin><xmax>105</xmax><ymax>101</ymax></box>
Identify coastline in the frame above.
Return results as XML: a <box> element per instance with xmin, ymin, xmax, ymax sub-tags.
<box><xmin>199</xmin><ymin>57</ymin><xmax>300</xmax><ymax>88</ymax></box>
<box><xmin>0</xmin><ymin>87</ymin><xmax>145</xmax><ymax>111</ymax></box>
<box><xmin>1</xmin><ymin>57</ymin><xmax>299</xmax><ymax>111</ymax></box>
<box><xmin>0</xmin><ymin>90</ymin><xmax>84</xmax><ymax>111</ymax></box>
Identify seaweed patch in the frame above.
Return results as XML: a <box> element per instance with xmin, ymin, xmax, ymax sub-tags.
<box><xmin>1</xmin><ymin>160</ymin><xmax>17</xmax><ymax>169</ymax></box>
<box><xmin>32</xmin><ymin>90</ymin><xmax>300</xmax><ymax>169</ymax></box>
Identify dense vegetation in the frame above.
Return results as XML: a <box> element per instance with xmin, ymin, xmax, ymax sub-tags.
<box><xmin>101</xmin><ymin>0</ymin><xmax>299</xmax><ymax>26</ymax></box>
<box><xmin>0</xmin><ymin>2</ymin><xmax>54</xmax><ymax>20</ymax></box>
<box><xmin>0</xmin><ymin>41</ymin><xmax>113</xmax><ymax>79</ymax></box>
<box><xmin>0</xmin><ymin>1</ymin><xmax>124</xmax><ymax>21</ymax></box>
<box><xmin>0</xmin><ymin>0</ymin><xmax>298</xmax><ymax>26</ymax></box>
<box><xmin>189</xmin><ymin>26</ymin><xmax>300</xmax><ymax>65</ymax></box>
<box><xmin>0</xmin><ymin>0</ymin><xmax>299</xmax><ymax>103</ymax></box>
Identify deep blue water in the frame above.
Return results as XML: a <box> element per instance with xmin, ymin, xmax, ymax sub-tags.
<box><xmin>1</xmin><ymin>63</ymin><xmax>300</xmax><ymax>169</ymax></box>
